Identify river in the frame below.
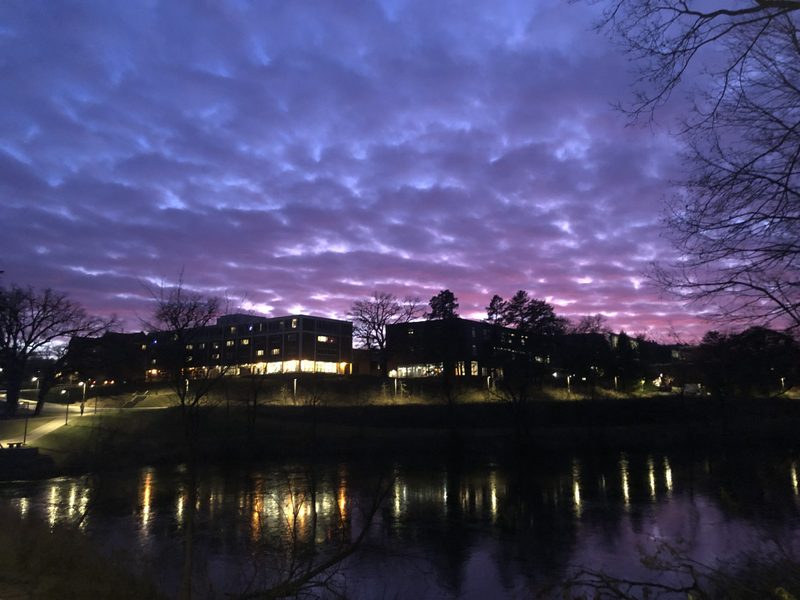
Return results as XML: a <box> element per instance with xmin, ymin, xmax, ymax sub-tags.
<box><xmin>2</xmin><ymin>448</ymin><xmax>800</xmax><ymax>598</ymax></box>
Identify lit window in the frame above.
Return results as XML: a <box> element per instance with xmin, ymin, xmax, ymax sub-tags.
<box><xmin>291</xmin><ymin>318</ymin><xmax>298</xmax><ymax>329</ymax></box>
<box><xmin>186</xmin><ymin>344</ymin><xmax>193</xmax><ymax>350</ymax></box>
<box><xmin>212</xmin><ymin>353</ymin><xmax>220</xmax><ymax>360</ymax></box>
<box><xmin>271</xmin><ymin>348</ymin><xmax>280</xmax><ymax>356</ymax></box>
<box><xmin>256</xmin><ymin>349</ymin><xmax>264</xmax><ymax>357</ymax></box>
<box><xmin>186</xmin><ymin>356</ymin><xmax>193</xmax><ymax>362</ymax></box>
<box><xmin>213</xmin><ymin>343</ymin><xmax>220</xmax><ymax>349</ymax></box>
<box><xmin>229</xmin><ymin>326</ymin><xmax>236</xmax><ymax>334</ymax></box>
<box><xmin>140</xmin><ymin>344</ymin><xmax>146</xmax><ymax>351</ymax></box>
<box><xmin>199</xmin><ymin>343</ymin><xmax>205</xmax><ymax>350</ymax></box>
<box><xmin>471</xmin><ymin>361</ymin><xmax>479</xmax><ymax>376</ymax></box>
<box><xmin>226</xmin><ymin>340</ymin><xmax>234</xmax><ymax>347</ymax></box>
<box><xmin>317</xmin><ymin>335</ymin><xmax>329</xmax><ymax>343</ymax></box>
<box><xmin>241</xmin><ymin>339</ymin><xmax>250</xmax><ymax>346</ymax></box>
<box><xmin>408</xmin><ymin>328</ymin><xmax>415</xmax><ymax>336</ymax></box>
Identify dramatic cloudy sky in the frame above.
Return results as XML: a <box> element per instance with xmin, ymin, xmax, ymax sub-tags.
<box><xmin>1</xmin><ymin>0</ymin><xmax>705</xmax><ymax>338</ymax></box>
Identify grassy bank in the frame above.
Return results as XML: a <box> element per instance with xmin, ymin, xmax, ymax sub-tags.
<box><xmin>20</xmin><ymin>394</ymin><xmax>800</xmax><ymax>479</ymax></box>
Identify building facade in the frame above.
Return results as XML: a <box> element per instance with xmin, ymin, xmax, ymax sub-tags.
<box><xmin>145</xmin><ymin>313</ymin><xmax>352</xmax><ymax>379</ymax></box>
<box><xmin>385</xmin><ymin>318</ymin><xmax>542</xmax><ymax>379</ymax></box>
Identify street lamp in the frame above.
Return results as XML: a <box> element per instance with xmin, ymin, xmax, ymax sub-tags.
<box><xmin>31</xmin><ymin>376</ymin><xmax>39</xmax><ymax>391</ymax></box>
<box><xmin>79</xmin><ymin>381</ymin><xmax>86</xmax><ymax>416</ymax></box>
<box><xmin>61</xmin><ymin>389</ymin><xmax>70</xmax><ymax>425</ymax></box>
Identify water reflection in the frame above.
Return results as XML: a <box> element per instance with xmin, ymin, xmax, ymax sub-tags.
<box><xmin>620</xmin><ymin>455</ymin><xmax>630</xmax><ymax>507</ymax></box>
<box><xmin>2</xmin><ymin>450</ymin><xmax>800</xmax><ymax>598</ymax></box>
<box><xmin>140</xmin><ymin>469</ymin><xmax>153</xmax><ymax>535</ymax></box>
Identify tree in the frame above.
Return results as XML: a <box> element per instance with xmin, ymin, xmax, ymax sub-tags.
<box><xmin>348</xmin><ymin>291</ymin><xmax>422</xmax><ymax>351</ymax></box>
<box><xmin>500</xmin><ymin>290</ymin><xmax>567</xmax><ymax>336</ymax></box>
<box><xmin>426</xmin><ymin>289</ymin><xmax>459</xmax><ymax>320</ymax></box>
<box><xmin>485</xmin><ymin>294</ymin><xmax>505</xmax><ymax>325</ymax></box>
<box><xmin>696</xmin><ymin>326</ymin><xmax>798</xmax><ymax>398</ymax></box>
<box><xmin>0</xmin><ymin>284</ymin><xmax>111</xmax><ymax>416</ymax></box>
<box><xmin>144</xmin><ymin>280</ymin><xmax>226</xmax><ymax>443</ymax></box>
<box><xmin>347</xmin><ymin>291</ymin><xmax>422</xmax><ymax>374</ymax></box>
<box><xmin>569</xmin><ymin>314</ymin><xmax>610</xmax><ymax>335</ymax></box>
<box><xmin>596</xmin><ymin>2</ymin><xmax>800</xmax><ymax>331</ymax></box>
<box><xmin>143</xmin><ymin>277</ymin><xmax>227</xmax><ymax>600</ymax></box>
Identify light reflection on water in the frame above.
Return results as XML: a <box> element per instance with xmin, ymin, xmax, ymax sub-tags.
<box><xmin>2</xmin><ymin>451</ymin><xmax>800</xmax><ymax>598</ymax></box>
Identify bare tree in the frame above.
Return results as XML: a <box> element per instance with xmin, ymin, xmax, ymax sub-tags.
<box><xmin>596</xmin><ymin>2</ymin><xmax>800</xmax><ymax>332</ymax></box>
<box><xmin>347</xmin><ymin>291</ymin><xmax>422</xmax><ymax>373</ymax></box>
<box><xmin>143</xmin><ymin>278</ymin><xmax>226</xmax><ymax>425</ymax></box>
<box><xmin>0</xmin><ymin>284</ymin><xmax>111</xmax><ymax>416</ymax></box>
<box><xmin>569</xmin><ymin>313</ymin><xmax>611</xmax><ymax>335</ymax></box>
<box><xmin>143</xmin><ymin>277</ymin><xmax>226</xmax><ymax>600</ymax></box>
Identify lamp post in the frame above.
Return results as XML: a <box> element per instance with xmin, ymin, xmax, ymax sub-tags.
<box><xmin>61</xmin><ymin>389</ymin><xmax>70</xmax><ymax>425</ymax></box>
<box><xmin>31</xmin><ymin>376</ymin><xmax>39</xmax><ymax>391</ymax></box>
<box><xmin>79</xmin><ymin>381</ymin><xmax>86</xmax><ymax>417</ymax></box>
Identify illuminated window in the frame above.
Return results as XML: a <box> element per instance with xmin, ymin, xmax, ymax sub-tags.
<box><xmin>291</xmin><ymin>318</ymin><xmax>298</xmax><ymax>329</ymax></box>
<box><xmin>471</xmin><ymin>361</ymin><xmax>479</xmax><ymax>376</ymax></box>
<box><xmin>241</xmin><ymin>339</ymin><xmax>250</xmax><ymax>346</ymax></box>
<box><xmin>455</xmin><ymin>361</ymin><xmax>465</xmax><ymax>376</ymax></box>
<box><xmin>229</xmin><ymin>326</ymin><xmax>236</xmax><ymax>334</ymax></box>
<box><xmin>408</xmin><ymin>328</ymin><xmax>415</xmax><ymax>336</ymax></box>
<box><xmin>140</xmin><ymin>344</ymin><xmax>146</xmax><ymax>351</ymax></box>
<box><xmin>271</xmin><ymin>348</ymin><xmax>280</xmax><ymax>356</ymax></box>
<box><xmin>185</xmin><ymin>344</ymin><xmax>193</xmax><ymax>350</ymax></box>
<box><xmin>212</xmin><ymin>353</ymin><xmax>220</xmax><ymax>360</ymax></box>
<box><xmin>186</xmin><ymin>356</ymin><xmax>193</xmax><ymax>362</ymax></box>
<box><xmin>256</xmin><ymin>349</ymin><xmax>264</xmax><ymax>357</ymax></box>
<box><xmin>317</xmin><ymin>335</ymin><xmax>334</xmax><ymax>343</ymax></box>
<box><xmin>213</xmin><ymin>342</ymin><xmax>220</xmax><ymax>350</ymax></box>
<box><xmin>226</xmin><ymin>340</ymin><xmax>234</xmax><ymax>347</ymax></box>
<box><xmin>301</xmin><ymin>360</ymin><xmax>315</xmax><ymax>373</ymax></box>
<box><xmin>151</xmin><ymin>359</ymin><xmax>157</xmax><ymax>365</ymax></box>
<box><xmin>199</xmin><ymin>343</ymin><xmax>205</xmax><ymax>350</ymax></box>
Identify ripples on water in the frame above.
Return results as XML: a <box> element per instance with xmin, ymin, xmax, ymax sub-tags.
<box><xmin>2</xmin><ymin>451</ymin><xmax>800</xmax><ymax>598</ymax></box>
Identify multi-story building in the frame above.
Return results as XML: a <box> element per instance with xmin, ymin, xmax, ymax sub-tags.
<box><xmin>145</xmin><ymin>313</ymin><xmax>352</xmax><ymax>379</ymax></box>
<box><xmin>385</xmin><ymin>318</ymin><xmax>543</xmax><ymax>379</ymax></box>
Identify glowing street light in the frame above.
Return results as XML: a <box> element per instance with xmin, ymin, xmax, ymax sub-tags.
<box><xmin>31</xmin><ymin>376</ymin><xmax>39</xmax><ymax>391</ymax></box>
<box><xmin>61</xmin><ymin>389</ymin><xmax>70</xmax><ymax>425</ymax></box>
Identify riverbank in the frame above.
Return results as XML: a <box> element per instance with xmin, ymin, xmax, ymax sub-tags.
<box><xmin>0</xmin><ymin>394</ymin><xmax>793</xmax><ymax>480</ymax></box>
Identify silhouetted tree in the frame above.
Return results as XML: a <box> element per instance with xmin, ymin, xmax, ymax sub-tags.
<box><xmin>426</xmin><ymin>289</ymin><xmax>459</xmax><ymax>320</ymax></box>
<box><xmin>0</xmin><ymin>284</ymin><xmax>111</xmax><ymax>416</ymax></box>
<box><xmin>569</xmin><ymin>314</ymin><xmax>610</xmax><ymax>335</ymax></box>
<box><xmin>696</xmin><ymin>327</ymin><xmax>798</xmax><ymax>398</ymax></box>
<box><xmin>348</xmin><ymin>291</ymin><xmax>422</xmax><ymax>374</ymax></box>
<box><xmin>597</xmin><ymin>1</ymin><xmax>800</xmax><ymax>331</ymax></box>
<box><xmin>143</xmin><ymin>276</ymin><xmax>226</xmax><ymax>600</ymax></box>
<box><xmin>486</xmin><ymin>294</ymin><xmax>505</xmax><ymax>325</ymax></box>
<box><xmin>500</xmin><ymin>291</ymin><xmax>567</xmax><ymax>336</ymax></box>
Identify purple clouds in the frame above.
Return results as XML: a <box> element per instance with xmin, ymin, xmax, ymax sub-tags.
<box><xmin>0</xmin><ymin>0</ymin><xmax>702</xmax><ymax>338</ymax></box>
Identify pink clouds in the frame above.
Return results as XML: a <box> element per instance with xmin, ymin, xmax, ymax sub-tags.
<box><xmin>0</xmin><ymin>0</ymin><xmax>711</xmax><ymax>340</ymax></box>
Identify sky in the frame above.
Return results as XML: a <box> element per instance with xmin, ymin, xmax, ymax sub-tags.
<box><xmin>0</xmin><ymin>0</ymin><xmax>706</xmax><ymax>340</ymax></box>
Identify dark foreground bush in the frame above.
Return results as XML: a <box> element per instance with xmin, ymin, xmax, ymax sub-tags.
<box><xmin>540</xmin><ymin>542</ymin><xmax>800</xmax><ymax>599</ymax></box>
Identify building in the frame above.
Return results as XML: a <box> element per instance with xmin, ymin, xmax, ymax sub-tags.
<box><xmin>385</xmin><ymin>318</ymin><xmax>543</xmax><ymax>379</ymax></box>
<box><xmin>65</xmin><ymin>331</ymin><xmax>148</xmax><ymax>383</ymax></box>
<box><xmin>145</xmin><ymin>313</ymin><xmax>352</xmax><ymax>379</ymax></box>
